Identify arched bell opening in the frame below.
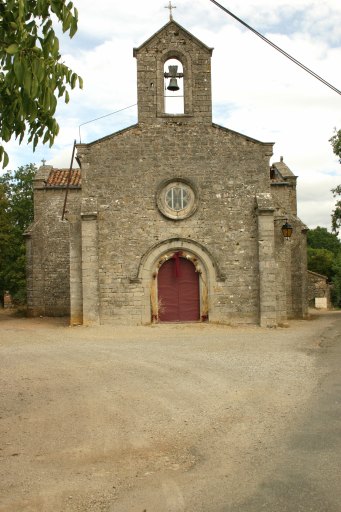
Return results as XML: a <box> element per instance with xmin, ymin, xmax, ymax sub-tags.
<box><xmin>151</xmin><ymin>250</ymin><xmax>209</xmax><ymax>323</ymax></box>
<box><xmin>163</xmin><ymin>58</ymin><xmax>184</xmax><ymax>114</ymax></box>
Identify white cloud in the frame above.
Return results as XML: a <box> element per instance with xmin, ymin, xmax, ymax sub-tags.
<box><xmin>2</xmin><ymin>0</ymin><xmax>341</xmax><ymax>230</ymax></box>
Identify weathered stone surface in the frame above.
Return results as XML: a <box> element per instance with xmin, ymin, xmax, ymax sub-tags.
<box><xmin>26</xmin><ymin>182</ymin><xmax>81</xmax><ymax>317</ymax></box>
<box><xmin>307</xmin><ymin>270</ymin><xmax>331</xmax><ymax>308</ymax></box>
<box><xmin>26</xmin><ymin>20</ymin><xmax>308</xmax><ymax>326</ymax></box>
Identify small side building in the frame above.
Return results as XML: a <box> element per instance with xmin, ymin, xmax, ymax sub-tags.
<box><xmin>25</xmin><ymin>167</ymin><xmax>81</xmax><ymax>317</ymax></box>
<box><xmin>307</xmin><ymin>270</ymin><xmax>331</xmax><ymax>309</ymax></box>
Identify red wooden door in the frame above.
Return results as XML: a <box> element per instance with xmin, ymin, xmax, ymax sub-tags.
<box><xmin>158</xmin><ymin>257</ymin><xmax>200</xmax><ymax>322</ymax></box>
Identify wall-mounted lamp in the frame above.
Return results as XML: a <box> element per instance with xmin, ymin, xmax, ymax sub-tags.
<box><xmin>281</xmin><ymin>220</ymin><xmax>293</xmax><ymax>239</ymax></box>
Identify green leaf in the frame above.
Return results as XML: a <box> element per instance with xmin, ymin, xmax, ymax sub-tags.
<box><xmin>52</xmin><ymin>36</ymin><xmax>59</xmax><ymax>57</ymax></box>
<box><xmin>0</xmin><ymin>149</ymin><xmax>9</xmax><ymax>168</ymax></box>
<box><xmin>69</xmin><ymin>19</ymin><xmax>77</xmax><ymax>38</ymax></box>
<box><xmin>70</xmin><ymin>72</ymin><xmax>77</xmax><ymax>88</ymax></box>
<box><xmin>62</xmin><ymin>12</ymin><xmax>72</xmax><ymax>33</ymax></box>
<box><xmin>18</xmin><ymin>0</ymin><xmax>25</xmax><ymax>19</ymax></box>
<box><xmin>43</xmin><ymin>90</ymin><xmax>50</xmax><ymax>110</ymax></box>
<box><xmin>42</xmin><ymin>130</ymin><xmax>50</xmax><ymax>144</ymax></box>
<box><xmin>5</xmin><ymin>44</ymin><xmax>19</xmax><ymax>55</ymax></box>
<box><xmin>31</xmin><ymin>76</ymin><xmax>39</xmax><ymax>97</ymax></box>
<box><xmin>13</xmin><ymin>57</ymin><xmax>24</xmax><ymax>82</ymax></box>
<box><xmin>3</xmin><ymin>152</ymin><xmax>9</xmax><ymax>168</ymax></box>
<box><xmin>50</xmin><ymin>94</ymin><xmax>57</xmax><ymax>114</ymax></box>
<box><xmin>25</xmin><ymin>20</ymin><xmax>36</xmax><ymax>32</ymax></box>
<box><xmin>44</xmin><ymin>29</ymin><xmax>54</xmax><ymax>50</ymax></box>
<box><xmin>2</xmin><ymin>125</ymin><xmax>11</xmax><ymax>142</ymax></box>
<box><xmin>23</xmin><ymin>71</ymin><xmax>32</xmax><ymax>95</ymax></box>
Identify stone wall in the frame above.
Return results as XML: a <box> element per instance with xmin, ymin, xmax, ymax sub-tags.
<box><xmin>26</xmin><ymin>170</ymin><xmax>81</xmax><ymax>317</ymax></box>
<box><xmin>77</xmin><ymin>121</ymin><xmax>275</xmax><ymax>325</ymax></box>
<box><xmin>73</xmin><ymin>19</ymin><xmax>308</xmax><ymax>326</ymax></box>
<box><xmin>133</xmin><ymin>21</ymin><xmax>213</xmax><ymax>125</ymax></box>
<box><xmin>307</xmin><ymin>270</ymin><xmax>331</xmax><ymax>308</ymax></box>
<box><xmin>27</xmin><ymin>20</ymin><xmax>308</xmax><ymax>326</ymax></box>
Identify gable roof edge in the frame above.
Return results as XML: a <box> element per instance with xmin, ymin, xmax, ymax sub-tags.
<box><xmin>76</xmin><ymin>123</ymin><xmax>139</xmax><ymax>148</ymax></box>
<box><xmin>212</xmin><ymin>123</ymin><xmax>274</xmax><ymax>146</ymax></box>
<box><xmin>133</xmin><ymin>20</ymin><xmax>213</xmax><ymax>56</ymax></box>
<box><xmin>307</xmin><ymin>270</ymin><xmax>330</xmax><ymax>281</ymax></box>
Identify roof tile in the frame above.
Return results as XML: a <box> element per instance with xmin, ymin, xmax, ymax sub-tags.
<box><xmin>46</xmin><ymin>168</ymin><xmax>81</xmax><ymax>188</ymax></box>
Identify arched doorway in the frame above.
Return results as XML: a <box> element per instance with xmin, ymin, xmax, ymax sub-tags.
<box><xmin>157</xmin><ymin>255</ymin><xmax>200</xmax><ymax>322</ymax></box>
<box><xmin>136</xmin><ymin>239</ymin><xmax>220</xmax><ymax>323</ymax></box>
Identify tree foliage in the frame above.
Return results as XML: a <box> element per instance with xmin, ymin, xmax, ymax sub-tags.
<box><xmin>331</xmin><ymin>253</ymin><xmax>341</xmax><ymax>307</ymax></box>
<box><xmin>330</xmin><ymin>129</ymin><xmax>341</xmax><ymax>234</ymax></box>
<box><xmin>307</xmin><ymin>247</ymin><xmax>335</xmax><ymax>280</ymax></box>
<box><xmin>331</xmin><ymin>184</ymin><xmax>341</xmax><ymax>234</ymax></box>
<box><xmin>307</xmin><ymin>226</ymin><xmax>341</xmax><ymax>307</ymax></box>
<box><xmin>330</xmin><ymin>128</ymin><xmax>341</xmax><ymax>163</ymax></box>
<box><xmin>0</xmin><ymin>0</ymin><xmax>82</xmax><ymax>167</ymax></box>
<box><xmin>307</xmin><ymin>226</ymin><xmax>341</xmax><ymax>256</ymax></box>
<box><xmin>0</xmin><ymin>164</ymin><xmax>35</xmax><ymax>304</ymax></box>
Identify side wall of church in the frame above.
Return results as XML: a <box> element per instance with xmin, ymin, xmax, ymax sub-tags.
<box><xmin>271</xmin><ymin>177</ymin><xmax>308</xmax><ymax>320</ymax></box>
<box><xmin>290</xmin><ymin>228</ymin><xmax>308</xmax><ymax>318</ymax></box>
<box><xmin>273</xmin><ymin>218</ymin><xmax>308</xmax><ymax>322</ymax></box>
<box><xmin>77</xmin><ymin>123</ymin><xmax>274</xmax><ymax>325</ymax></box>
<box><xmin>26</xmin><ymin>188</ymin><xmax>81</xmax><ymax>316</ymax></box>
<box><xmin>270</xmin><ymin>182</ymin><xmax>297</xmax><ymax>217</ymax></box>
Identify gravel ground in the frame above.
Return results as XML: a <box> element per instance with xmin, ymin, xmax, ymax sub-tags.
<box><xmin>0</xmin><ymin>309</ymin><xmax>340</xmax><ymax>512</ymax></box>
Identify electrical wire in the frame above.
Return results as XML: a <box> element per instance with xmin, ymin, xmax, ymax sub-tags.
<box><xmin>78</xmin><ymin>103</ymin><xmax>137</xmax><ymax>142</ymax></box>
<box><xmin>77</xmin><ymin>3</ymin><xmax>339</xmax><ymax>144</ymax></box>
<box><xmin>208</xmin><ymin>0</ymin><xmax>341</xmax><ymax>96</ymax></box>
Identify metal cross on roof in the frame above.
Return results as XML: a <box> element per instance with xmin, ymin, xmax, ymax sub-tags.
<box><xmin>165</xmin><ymin>1</ymin><xmax>176</xmax><ymax>21</ymax></box>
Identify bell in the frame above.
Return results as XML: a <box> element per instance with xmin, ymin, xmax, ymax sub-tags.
<box><xmin>167</xmin><ymin>78</ymin><xmax>180</xmax><ymax>91</ymax></box>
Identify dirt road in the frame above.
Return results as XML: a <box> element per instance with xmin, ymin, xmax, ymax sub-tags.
<box><xmin>0</xmin><ymin>310</ymin><xmax>340</xmax><ymax>512</ymax></box>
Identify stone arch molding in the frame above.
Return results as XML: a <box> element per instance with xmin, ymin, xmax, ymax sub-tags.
<box><xmin>135</xmin><ymin>238</ymin><xmax>223</xmax><ymax>323</ymax></box>
<box><xmin>160</xmin><ymin>49</ymin><xmax>190</xmax><ymax>76</ymax></box>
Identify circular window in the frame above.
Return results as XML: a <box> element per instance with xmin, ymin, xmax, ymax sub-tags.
<box><xmin>157</xmin><ymin>180</ymin><xmax>197</xmax><ymax>220</ymax></box>
<box><xmin>165</xmin><ymin>185</ymin><xmax>190</xmax><ymax>211</ymax></box>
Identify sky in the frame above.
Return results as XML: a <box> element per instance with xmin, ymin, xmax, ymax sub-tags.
<box><xmin>3</xmin><ymin>0</ymin><xmax>341</xmax><ymax>230</ymax></box>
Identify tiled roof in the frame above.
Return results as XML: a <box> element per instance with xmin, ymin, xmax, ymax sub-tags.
<box><xmin>46</xmin><ymin>168</ymin><xmax>81</xmax><ymax>188</ymax></box>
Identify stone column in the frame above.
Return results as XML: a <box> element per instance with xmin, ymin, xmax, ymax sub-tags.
<box><xmin>67</xmin><ymin>214</ymin><xmax>83</xmax><ymax>325</ymax></box>
<box><xmin>81</xmin><ymin>198</ymin><xmax>100</xmax><ymax>325</ymax></box>
<box><xmin>256</xmin><ymin>194</ymin><xmax>277</xmax><ymax>327</ymax></box>
<box><xmin>290</xmin><ymin>224</ymin><xmax>309</xmax><ymax>318</ymax></box>
<box><xmin>285</xmin><ymin>235</ymin><xmax>293</xmax><ymax>318</ymax></box>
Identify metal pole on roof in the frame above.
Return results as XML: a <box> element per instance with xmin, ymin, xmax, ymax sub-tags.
<box><xmin>62</xmin><ymin>140</ymin><xmax>77</xmax><ymax>220</ymax></box>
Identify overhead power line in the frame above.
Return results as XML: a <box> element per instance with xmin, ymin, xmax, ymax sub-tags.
<box><xmin>208</xmin><ymin>0</ymin><xmax>341</xmax><ymax>96</ymax></box>
<box><xmin>78</xmin><ymin>103</ymin><xmax>137</xmax><ymax>142</ymax></box>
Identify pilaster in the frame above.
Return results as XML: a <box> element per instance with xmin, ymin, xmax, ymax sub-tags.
<box><xmin>81</xmin><ymin>198</ymin><xmax>100</xmax><ymax>325</ymax></box>
<box><xmin>67</xmin><ymin>214</ymin><xmax>83</xmax><ymax>325</ymax></box>
<box><xmin>257</xmin><ymin>194</ymin><xmax>277</xmax><ymax>327</ymax></box>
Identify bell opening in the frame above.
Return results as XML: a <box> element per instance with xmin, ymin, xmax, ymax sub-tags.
<box><xmin>163</xmin><ymin>58</ymin><xmax>184</xmax><ymax>114</ymax></box>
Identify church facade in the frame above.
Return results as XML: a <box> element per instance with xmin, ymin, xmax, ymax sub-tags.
<box><xmin>26</xmin><ymin>20</ymin><xmax>308</xmax><ymax>327</ymax></box>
